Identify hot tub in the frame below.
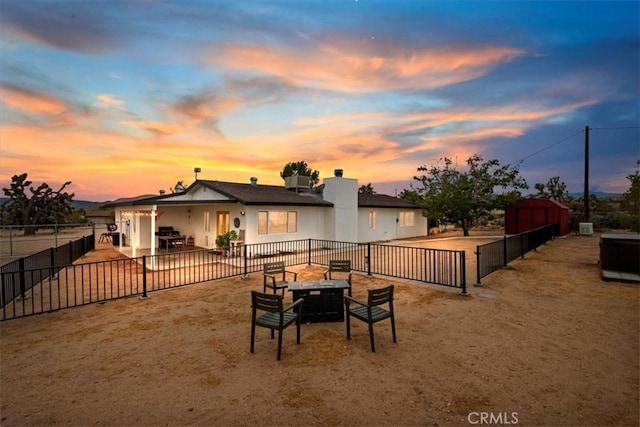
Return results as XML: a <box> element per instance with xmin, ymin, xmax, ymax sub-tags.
<box><xmin>600</xmin><ymin>233</ymin><xmax>640</xmax><ymax>283</ymax></box>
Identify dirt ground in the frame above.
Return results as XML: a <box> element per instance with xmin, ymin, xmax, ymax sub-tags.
<box><xmin>0</xmin><ymin>233</ymin><xmax>638</xmax><ymax>426</ymax></box>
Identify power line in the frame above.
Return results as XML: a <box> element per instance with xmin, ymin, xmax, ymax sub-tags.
<box><xmin>590</xmin><ymin>126</ymin><xmax>640</xmax><ymax>131</ymax></box>
<box><xmin>507</xmin><ymin>125</ymin><xmax>640</xmax><ymax>168</ymax></box>
<box><xmin>508</xmin><ymin>129</ymin><xmax>584</xmax><ymax>167</ymax></box>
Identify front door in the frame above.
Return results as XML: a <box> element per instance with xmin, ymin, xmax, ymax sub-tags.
<box><xmin>216</xmin><ymin>211</ymin><xmax>230</xmax><ymax>238</ymax></box>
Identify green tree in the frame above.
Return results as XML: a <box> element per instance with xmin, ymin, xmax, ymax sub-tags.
<box><xmin>279</xmin><ymin>161</ymin><xmax>320</xmax><ymax>187</ymax></box>
<box><xmin>1</xmin><ymin>173</ymin><xmax>75</xmax><ymax>235</ymax></box>
<box><xmin>358</xmin><ymin>183</ymin><xmax>376</xmax><ymax>194</ymax></box>
<box><xmin>412</xmin><ymin>155</ymin><xmax>528</xmax><ymax>236</ymax></box>
<box><xmin>534</xmin><ymin>176</ymin><xmax>571</xmax><ymax>202</ymax></box>
<box><xmin>620</xmin><ymin>160</ymin><xmax>640</xmax><ymax>231</ymax></box>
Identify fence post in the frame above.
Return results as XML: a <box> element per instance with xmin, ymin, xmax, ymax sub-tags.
<box><xmin>49</xmin><ymin>248</ymin><xmax>58</xmax><ymax>279</ymax></box>
<box><xmin>242</xmin><ymin>245</ymin><xmax>248</xmax><ymax>277</ymax></box>
<box><xmin>18</xmin><ymin>257</ymin><xmax>26</xmax><ymax>300</ymax></box>
<box><xmin>141</xmin><ymin>255</ymin><xmax>149</xmax><ymax>299</ymax></box>
<box><xmin>503</xmin><ymin>236</ymin><xmax>508</xmax><ymax>267</ymax></box>
<box><xmin>474</xmin><ymin>246</ymin><xmax>482</xmax><ymax>287</ymax></box>
<box><xmin>1</xmin><ymin>272</ymin><xmax>6</xmax><ymax>308</ymax></box>
<box><xmin>521</xmin><ymin>233</ymin><xmax>525</xmax><ymax>258</ymax></box>
<box><xmin>366</xmin><ymin>243</ymin><xmax>372</xmax><ymax>276</ymax></box>
<box><xmin>308</xmin><ymin>239</ymin><xmax>312</xmax><ymax>266</ymax></box>
<box><xmin>460</xmin><ymin>251</ymin><xmax>468</xmax><ymax>295</ymax></box>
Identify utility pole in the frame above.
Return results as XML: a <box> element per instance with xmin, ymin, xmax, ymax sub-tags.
<box><xmin>584</xmin><ymin>126</ymin><xmax>590</xmax><ymax>222</ymax></box>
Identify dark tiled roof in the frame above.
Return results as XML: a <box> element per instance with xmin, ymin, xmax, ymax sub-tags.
<box><xmin>102</xmin><ymin>180</ymin><xmax>421</xmax><ymax>209</ymax></box>
<box><xmin>358</xmin><ymin>192</ymin><xmax>421</xmax><ymax>209</ymax></box>
<box><xmin>198</xmin><ymin>180</ymin><xmax>332</xmax><ymax>206</ymax></box>
<box><xmin>101</xmin><ymin>194</ymin><xmax>165</xmax><ymax>208</ymax></box>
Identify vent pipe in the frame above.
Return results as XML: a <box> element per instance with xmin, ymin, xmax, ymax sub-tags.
<box><xmin>334</xmin><ymin>169</ymin><xmax>343</xmax><ymax>177</ymax></box>
<box><xmin>250</xmin><ymin>177</ymin><xmax>258</xmax><ymax>186</ymax></box>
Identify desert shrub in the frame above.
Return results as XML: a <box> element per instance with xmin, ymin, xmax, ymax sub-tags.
<box><xmin>619</xmin><ymin>212</ymin><xmax>640</xmax><ymax>232</ymax></box>
<box><xmin>592</xmin><ymin>212</ymin><xmax>622</xmax><ymax>231</ymax></box>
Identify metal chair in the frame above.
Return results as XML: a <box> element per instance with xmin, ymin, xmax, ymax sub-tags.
<box><xmin>263</xmin><ymin>261</ymin><xmax>297</xmax><ymax>296</ymax></box>
<box><xmin>250</xmin><ymin>291</ymin><xmax>303</xmax><ymax>361</ymax></box>
<box><xmin>99</xmin><ymin>223</ymin><xmax>117</xmax><ymax>243</ymax></box>
<box><xmin>324</xmin><ymin>259</ymin><xmax>353</xmax><ymax>295</ymax></box>
<box><xmin>344</xmin><ymin>285</ymin><xmax>396</xmax><ymax>352</ymax></box>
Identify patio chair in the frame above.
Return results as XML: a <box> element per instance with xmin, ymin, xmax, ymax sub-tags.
<box><xmin>344</xmin><ymin>285</ymin><xmax>396</xmax><ymax>352</ymax></box>
<box><xmin>323</xmin><ymin>259</ymin><xmax>353</xmax><ymax>296</ymax></box>
<box><xmin>99</xmin><ymin>223</ymin><xmax>117</xmax><ymax>243</ymax></box>
<box><xmin>263</xmin><ymin>261</ymin><xmax>298</xmax><ymax>296</ymax></box>
<box><xmin>250</xmin><ymin>291</ymin><xmax>304</xmax><ymax>361</ymax></box>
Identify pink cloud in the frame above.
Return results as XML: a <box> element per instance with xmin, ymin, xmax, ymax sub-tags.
<box><xmin>0</xmin><ymin>84</ymin><xmax>68</xmax><ymax>115</ymax></box>
<box><xmin>119</xmin><ymin>120</ymin><xmax>188</xmax><ymax>137</ymax></box>
<box><xmin>206</xmin><ymin>39</ymin><xmax>526</xmax><ymax>92</ymax></box>
<box><xmin>96</xmin><ymin>94</ymin><xmax>124</xmax><ymax>108</ymax></box>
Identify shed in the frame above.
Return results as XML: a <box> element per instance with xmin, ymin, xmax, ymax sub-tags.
<box><xmin>505</xmin><ymin>199</ymin><xmax>570</xmax><ymax>236</ymax></box>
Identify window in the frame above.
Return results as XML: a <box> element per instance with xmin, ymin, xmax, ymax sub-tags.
<box><xmin>287</xmin><ymin>211</ymin><xmax>297</xmax><ymax>233</ymax></box>
<box><xmin>258</xmin><ymin>211</ymin><xmax>298</xmax><ymax>235</ymax></box>
<box><xmin>368</xmin><ymin>211</ymin><xmax>376</xmax><ymax>229</ymax></box>
<box><xmin>399</xmin><ymin>211</ymin><xmax>415</xmax><ymax>227</ymax></box>
<box><xmin>204</xmin><ymin>211</ymin><xmax>211</xmax><ymax>232</ymax></box>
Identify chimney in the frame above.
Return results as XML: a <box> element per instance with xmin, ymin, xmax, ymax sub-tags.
<box><xmin>159</xmin><ymin>189</ymin><xmax>165</xmax><ymax>195</ymax></box>
<box><xmin>323</xmin><ymin>171</ymin><xmax>358</xmax><ymax>242</ymax></box>
<box><xmin>250</xmin><ymin>177</ymin><xmax>258</xmax><ymax>186</ymax></box>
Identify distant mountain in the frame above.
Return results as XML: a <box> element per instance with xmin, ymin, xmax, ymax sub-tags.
<box><xmin>568</xmin><ymin>191</ymin><xmax>623</xmax><ymax>199</ymax></box>
<box><xmin>0</xmin><ymin>197</ymin><xmax>102</xmax><ymax>209</ymax></box>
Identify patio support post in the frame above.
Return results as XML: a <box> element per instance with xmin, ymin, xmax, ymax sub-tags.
<box><xmin>150</xmin><ymin>205</ymin><xmax>157</xmax><ymax>270</ymax></box>
<box><xmin>307</xmin><ymin>239</ymin><xmax>312</xmax><ymax>265</ymax></box>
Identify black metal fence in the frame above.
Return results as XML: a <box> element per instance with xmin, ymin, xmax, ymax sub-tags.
<box><xmin>0</xmin><ymin>234</ymin><xmax>95</xmax><ymax>308</ymax></box>
<box><xmin>0</xmin><ymin>223</ymin><xmax>95</xmax><ymax>258</ymax></box>
<box><xmin>475</xmin><ymin>224</ymin><xmax>554</xmax><ymax>285</ymax></box>
<box><xmin>1</xmin><ymin>238</ymin><xmax>467</xmax><ymax>321</ymax></box>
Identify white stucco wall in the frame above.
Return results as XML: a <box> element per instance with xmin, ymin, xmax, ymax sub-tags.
<box><xmin>323</xmin><ymin>175</ymin><xmax>358</xmax><ymax>242</ymax></box>
<box><xmin>244</xmin><ymin>205</ymin><xmax>326</xmax><ymax>244</ymax></box>
<box><xmin>112</xmin><ymin>183</ymin><xmax>427</xmax><ymax>251</ymax></box>
<box><xmin>116</xmin><ymin>202</ymin><xmax>329</xmax><ymax>250</ymax></box>
<box><xmin>358</xmin><ymin>208</ymin><xmax>428</xmax><ymax>242</ymax></box>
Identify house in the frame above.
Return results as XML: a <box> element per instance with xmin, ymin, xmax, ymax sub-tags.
<box><xmin>103</xmin><ymin>170</ymin><xmax>428</xmax><ymax>256</ymax></box>
<box><xmin>83</xmin><ymin>207</ymin><xmax>114</xmax><ymax>226</ymax></box>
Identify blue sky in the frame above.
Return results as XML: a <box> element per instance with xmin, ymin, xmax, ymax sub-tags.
<box><xmin>0</xmin><ymin>0</ymin><xmax>638</xmax><ymax>201</ymax></box>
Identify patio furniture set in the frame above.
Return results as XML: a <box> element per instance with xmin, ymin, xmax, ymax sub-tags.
<box><xmin>155</xmin><ymin>226</ymin><xmax>194</xmax><ymax>251</ymax></box>
<box><xmin>251</xmin><ymin>260</ymin><xmax>397</xmax><ymax>360</ymax></box>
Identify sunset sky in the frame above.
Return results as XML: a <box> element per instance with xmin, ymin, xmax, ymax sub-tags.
<box><xmin>1</xmin><ymin>0</ymin><xmax>638</xmax><ymax>201</ymax></box>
